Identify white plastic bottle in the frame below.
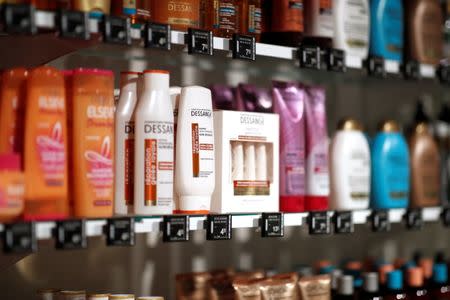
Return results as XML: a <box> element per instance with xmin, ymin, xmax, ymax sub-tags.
<box><xmin>255</xmin><ymin>143</ymin><xmax>267</xmax><ymax>180</ymax></box>
<box><xmin>333</xmin><ymin>0</ymin><xmax>370</xmax><ymax>59</ymax></box>
<box><xmin>330</xmin><ymin>119</ymin><xmax>371</xmax><ymax>211</ymax></box>
<box><xmin>114</xmin><ymin>71</ymin><xmax>139</xmax><ymax>215</ymax></box>
<box><xmin>175</xmin><ymin>86</ymin><xmax>215</xmax><ymax>214</ymax></box>
<box><xmin>244</xmin><ymin>143</ymin><xmax>256</xmax><ymax>180</ymax></box>
<box><xmin>134</xmin><ymin>70</ymin><xmax>174</xmax><ymax>215</ymax></box>
<box><xmin>232</xmin><ymin>141</ymin><xmax>244</xmax><ymax>180</ymax></box>
<box><xmin>170</xmin><ymin>86</ymin><xmax>181</xmax><ymax>213</ymax></box>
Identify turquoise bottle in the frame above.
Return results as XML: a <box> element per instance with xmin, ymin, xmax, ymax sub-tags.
<box><xmin>369</xmin><ymin>0</ymin><xmax>404</xmax><ymax>62</ymax></box>
<box><xmin>371</xmin><ymin>121</ymin><xmax>410</xmax><ymax>209</ymax></box>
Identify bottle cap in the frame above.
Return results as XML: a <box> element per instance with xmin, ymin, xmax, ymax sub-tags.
<box><xmin>338</xmin><ymin>275</ymin><xmax>354</xmax><ymax>295</ymax></box>
<box><xmin>379</xmin><ymin>264</ymin><xmax>394</xmax><ymax>285</ymax></box>
<box><xmin>331</xmin><ymin>269</ymin><xmax>343</xmax><ymax>290</ymax></box>
<box><xmin>433</xmin><ymin>263</ymin><xmax>448</xmax><ymax>284</ymax></box>
<box><xmin>378</xmin><ymin>120</ymin><xmax>400</xmax><ymax>132</ymax></box>
<box><xmin>387</xmin><ymin>270</ymin><xmax>403</xmax><ymax>290</ymax></box>
<box><xmin>337</xmin><ymin>118</ymin><xmax>362</xmax><ymax>131</ymax></box>
<box><xmin>315</xmin><ymin>260</ymin><xmax>332</xmax><ymax>271</ymax></box>
<box><xmin>363</xmin><ymin>272</ymin><xmax>379</xmax><ymax>293</ymax></box>
<box><xmin>419</xmin><ymin>258</ymin><xmax>433</xmax><ymax>279</ymax></box>
<box><xmin>414</xmin><ymin>122</ymin><xmax>429</xmax><ymax>134</ymax></box>
<box><xmin>407</xmin><ymin>267</ymin><xmax>424</xmax><ymax>287</ymax></box>
<box><xmin>346</xmin><ymin>261</ymin><xmax>362</xmax><ymax>271</ymax></box>
<box><xmin>319</xmin><ymin>265</ymin><xmax>335</xmax><ymax>274</ymax></box>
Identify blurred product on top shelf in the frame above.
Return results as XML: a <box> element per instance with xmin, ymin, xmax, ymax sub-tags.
<box><xmin>0</xmin><ymin>154</ymin><xmax>24</xmax><ymax>223</ymax></box>
<box><xmin>304</xmin><ymin>85</ymin><xmax>328</xmax><ymax>211</ymax></box>
<box><xmin>236</xmin><ymin>83</ymin><xmax>272</xmax><ymax>113</ymax></box>
<box><xmin>261</xmin><ymin>0</ymin><xmax>304</xmax><ymax>47</ymax></box>
<box><xmin>114</xmin><ymin>71</ymin><xmax>140</xmax><ymax>216</ymax></box>
<box><xmin>112</xmin><ymin>0</ymin><xmax>152</xmax><ymax>27</ymax></box>
<box><xmin>24</xmin><ymin>66</ymin><xmax>69</xmax><ymax>220</ymax></box>
<box><xmin>151</xmin><ymin>0</ymin><xmax>201</xmax><ymax>31</ymax></box>
<box><xmin>134</xmin><ymin>70</ymin><xmax>174</xmax><ymax>215</ymax></box>
<box><xmin>272</xmin><ymin>81</ymin><xmax>306</xmax><ymax>212</ymax></box>
<box><xmin>333</xmin><ymin>0</ymin><xmax>370</xmax><ymax>60</ymax></box>
<box><xmin>210</xmin><ymin>84</ymin><xmax>236</xmax><ymax>110</ymax></box>
<box><xmin>211</xmin><ymin>110</ymin><xmax>279</xmax><ymax>213</ymax></box>
<box><xmin>303</xmin><ymin>0</ymin><xmax>334</xmax><ymax>48</ymax></box>
<box><xmin>203</xmin><ymin>0</ymin><xmax>241</xmax><ymax>39</ymax></box>
<box><xmin>330</xmin><ymin>118</ymin><xmax>371</xmax><ymax>211</ymax></box>
<box><xmin>370</xmin><ymin>120</ymin><xmax>410</xmax><ymax>210</ymax></box>
<box><xmin>175</xmin><ymin>86</ymin><xmax>215</xmax><ymax>214</ymax></box>
<box><xmin>71</xmin><ymin>68</ymin><xmax>115</xmax><ymax>218</ymax></box>
<box><xmin>239</xmin><ymin>0</ymin><xmax>262</xmax><ymax>41</ymax></box>
<box><xmin>72</xmin><ymin>0</ymin><xmax>111</xmax><ymax>18</ymax></box>
<box><xmin>404</xmin><ymin>0</ymin><xmax>443</xmax><ymax>65</ymax></box>
<box><xmin>171</xmin><ymin>86</ymin><xmax>182</xmax><ymax>212</ymax></box>
<box><xmin>369</xmin><ymin>0</ymin><xmax>404</xmax><ymax>62</ymax></box>
<box><xmin>0</xmin><ymin>67</ymin><xmax>27</xmax><ymax>154</ymax></box>
<box><xmin>409</xmin><ymin>122</ymin><xmax>440</xmax><ymax>208</ymax></box>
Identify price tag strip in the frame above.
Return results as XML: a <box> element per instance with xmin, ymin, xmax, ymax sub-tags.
<box><xmin>55</xmin><ymin>219</ymin><xmax>87</xmax><ymax>250</ymax></box>
<box><xmin>308</xmin><ymin>212</ymin><xmax>331</xmax><ymax>235</ymax></box>
<box><xmin>261</xmin><ymin>213</ymin><xmax>284</xmax><ymax>237</ymax></box>
<box><xmin>232</xmin><ymin>34</ymin><xmax>256</xmax><ymax>61</ymax></box>
<box><xmin>3</xmin><ymin>3</ymin><xmax>37</xmax><ymax>34</ymax></box>
<box><xmin>145</xmin><ymin>22</ymin><xmax>171</xmax><ymax>50</ymax></box>
<box><xmin>58</xmin><ymin>10</ymin><xmax>90</xmax><ymax>40</ymax></box>
<box><xmin>333</xmin><ymin>211</ymin><xmax>354</xmax><ymax>234</ymax></box>
<box><xmin>162</xmin><ymin>215</ymin><xmax>189</xmax><ymax>242</ymax></box>
<box><xmin>299</xmin><ymin>45</ymin><xmax>321</xmax><ymax>70</ymax></box>
<box><xmin>366</xmin><ymin>56</ymin><xmax>386</xmax><ymax>78</ymax></box>
<box><xmin>206</xmin><ymin>214</ymin><xmax>232</xmax><ymax>240</ymax></box>
<box><xmin>402</xmin><ymin>60</ymin><xmax>421</xmax><ymax>80</ymax></box>
<box><xmin>186</xmin><ymin>28</ymin><xmax>213</xmax><ymax>55</ymax></box>
<box><xmin>3</xmin><ymin>222</ymin><xmax>37</xmax><ymax>253</ymax></box>
<box><xmin>105</xmin><ymin>217</ymin><xmax>135</xmax><ymax>246</ymax></box>
<box><xmin>102</xmin><ymin>15</ymin><xmax>131</xmax><ymax>45</ymax></box>
<box><xmin>404</xmin><ymin>209</ymin><xmax>423</xmax><ymax>230</ymax></box>
<box><xmin>327</xmin><ymin>48</ymin><xmax>346</xmax><ymax>72</ymax></box>
<box><xmin>370</xmin><ymin>210</ymin><xmax>391</xmax><ymax>232</ymax></box>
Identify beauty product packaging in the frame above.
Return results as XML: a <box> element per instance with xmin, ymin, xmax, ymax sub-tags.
<box><xmin>151</xmin><ymin>0</ymin><xmax>200</xmax><ymax>32</ymax></box>
<box><xmin>210</xmin><ymin>84</ymin><xmax>236</xmax><ymax>111</ymax></box>
<box><xmin>109</xmin><ymin>295</ymin><xmax>134</xmax><ymax>300</ymax></box>
<box><xmin>212</xmin><ymin>110</ymin><xmax>279</xmax><ymax>213</ymax></box>
<box><xmin>272</xmin><ymin>81</ymin><xmax>306</xmax><ymax>212</ymax></box>
<box><xmin>304</xmin><ymin>85</ymin><xmax>329</xmax><ymax>211</ymax></box>
<box><xmin>72</xmin><ymin>0</ymin><xmax>111</xmax><ymax>18</ymax></box>
<box><xmin>175</xmin><ymin>86</ymin><xmax>215</xmax><ymax>214</ymax></box>
<box><xmin>71</xmin><ymin>69</ymin><xmax>115</xmax><ymax>218</ymax></box>
<box><xmin>240</xmin><ymin>0</ymin><xmax>263</xmax><ymax>42</ymax></box>
<box><xmin>57</xmin><ymin>290</ymin><xmax>87</xmax><ymax>300</ymax></box>
<box><xmin>298</xmin><ymin>275</ymin><xmax>331</xmax><ymax>300</ymax></box>
<box><xmin>237</xmin><ymin>84</ymin><xmax>273</xmax><ymax>113</ymax></box>
<box><xmin>0</xmin><ymin>153</ymin><xmax>24</xmax><ymax>223</ymax></box>
<box><xmin>208</xmin><ymin>275</ymin><xmax>236</xmax><ymax>300</ymax></box>
<box><xmin>260</xmin><ymin>277</ymin><xmax>298</xmax><ymax>300</ymax></box>
<box><xmin>87</xmin><ymin>294</ymin><xmax>109</xmax><ymax>300</ymax></box>
<box><xmin>0</xmin><ymin>67</ymin><xmax>27</xmax><ymax>154</ymax></box>
<box><xmin>176</xmin><ymin>272</ymin><xmax>212</xmax><ymax>300</ymax></box>
<box><xmin>170</xmin><ymin>86</ymin><xmax>182</xmax><ymax>212</ymax></box>
<box><xmin>24</xmin><ymin>66</ymin><xmax>69</xmax><ymax>220</ymax></box>
<box><xmin>233</xmin><ymin>278</ymin><xmax>264</xmax><ymax>300</ymax></box>
<box><xmin>303</xmin><ymin>0</ymin><xmax>333</xmax><ymax>48</ymax></box>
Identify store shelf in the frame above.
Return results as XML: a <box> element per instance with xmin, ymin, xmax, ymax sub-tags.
<box><xmin>23</xmin><ymin>10</ymin><xmax>440</xmax><ymax>79</ymax></box>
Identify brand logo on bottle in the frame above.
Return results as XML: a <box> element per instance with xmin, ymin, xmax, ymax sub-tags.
<box><xmin>38</xmin><ymin>96</ymin><xmax>64</xmax><ymax>111</ymax></box>
<box><xmin>168</xmin><ymin>2</ymin><xmax>193</xmax><ymax>12</ymax></box>
<box><xmin>125</xmin><ymin>122</ymin><xmax>135</xmax><ymax>134</ymax></box>
<box><xmin>144</xmin><ymin>123</ymin><xmax>174</xmax><ymax>134</ymax></box>
<box><xmin>191</xmin><ymin>109</ymin><xmax>212</xmax><ymax>117</ymax></box>
<box><xmin>240</xmin><ymin>114</ymin><xmax>264</xmax><ymax>125</ymax></box>
<box><xmin>87</xmin><ymin>105</ymin><xmax>114</xmax><ymax>119</ymax></box>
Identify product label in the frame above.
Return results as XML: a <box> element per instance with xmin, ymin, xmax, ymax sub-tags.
<box><xmin>192</xmin><ymin>123</ymin><xmax>200</xmax><ymax>177</ymax></box>
<box><xmin>248</xmin><ymin>5</ymin><xmax>262</xmax><ymax>34</ymax></box>
<box><xmin>190</xmin><ymin>109</ymin><xmax>214</xmax><ymax>181</ymax></box>
<box><xmin>348</xmin><ymin>150</ymin><xmax>370</xmax><ymax>200</ymax></box>
<box><xmin>343</xmin><ymin>0</ymin><xmax>369</xmax><ymax>50</ymax></box>
<box><xmin>420</xmin><ymin>153</ymin><xmax>440</xmax><ymax>202</ymax></box>
<box><xmin>383</xmin><ymin>1</ymin><xmax>403</xmax><ymax>55</ymax></box>
<box><xmin>421</xmin><ymin>9</ymin><xmax>443</xmax><ymax>62</ymax></box>
<box><xmin>284</xmin><ymin>151</ymin><xmax>305</xmax><ymax>195</ymax></box>
<box><xmin>0</xmin><ymin>178</ymin><xmax>24</xmax><ymax>210</ymax></box>
<box><xmin>167</xmin><ymin>0</ymin><xmax>199</xmax><ymax>27</ymax></box>
<box><xmin>124</xmin><ymin>137</ymin><xmax>134</xmax><ymax>205</ymax></box>
<box><xmin>123</xmin><ymin>0</ymin><xmax>137</xmax><ymax>15</ymax></box>
<box><xmin>386</xmin><ymin>152</ymin><xmax>409</xmax><ymax>200</ymax></box>
<box><xmin>143</xmin><ymin>121</ymin><xmax>174</xmax><ymax>207</ymax></box>
<box><xmin>306</xmin><ymin>139</ymin><xmax>329</xmax><ymax>196</ymax></box>
<box><xmin>233</xmin><ymin>180</ymin><xmax>270</xmax><ymax>195</ymax></box>
<box><xmin>213</xmin><ymin>0</ymin><xmax>237</xmax><ymax>31</ymax></box>
<box><xmin>316</xmin><ymin>0</ymin><xmax>333</xmax><ymax>37</ymax></box>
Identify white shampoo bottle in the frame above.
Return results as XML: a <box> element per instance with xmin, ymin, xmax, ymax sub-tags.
<box><xmin>134</xmin><ymin>70</ymin><xmax>174</xmax><ymax>215</ymax></box>
<box><xmin>114</xmin><ymin>71</ymin><xmax>139</xmax><ymax>215</ymax></box>
<box><xmin>170</xmin><ymin>86</ymin><xmax>181</xmax><ymax>212</ymax></box>
<box><xmin>330</xmin><ymin>119</ymin><xmax>371</xmax><ymax>211</ymax></box>
<box><xmin>175</xmin><ymin>86</ymin><xmax>215</xmax><ymax>214</ymax></box>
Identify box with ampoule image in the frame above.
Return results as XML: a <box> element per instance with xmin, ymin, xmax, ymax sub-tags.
<box><xmin>212</xmin><ymin>110</ymin><xmax>280</xmax><ymax>213</ymax></box>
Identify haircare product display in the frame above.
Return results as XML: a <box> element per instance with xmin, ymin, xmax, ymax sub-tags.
<box><xmin>134</xmin><ymin>70</ymin><xmax>174</xmax><ymax>215</ymax></box>
<box><xmin>72</xmin><ymin>0</ymin><xmax>111</xmax><ymax>18</ymax></box>
<box><xmin>370</xmin><ymin>121</ymin><xmax>410</xmax><ymax>210</ymax></box>
<box><xmin>369</xmin><ymin>0</ymin><xmax>404</xmax><ymax>62</ymax></box>
<box><xmin>71</xmin><ymin>69</ymin><xmax>115</xmax><ymax>218</ymax></box>
<box><xmin>404</xmin><ymin>0</ymin><xmax>443</xmax><ymax>65</ymax></box>
<box><xmin>236</xmin><ymin>83</ymin><xmax>272</xmax><ymax>113</ymax></box>
<box><xmin>212</xmin><ymin>110</ymin><xmax>279</xmax><ymax>213</ymax></box>
<box><xmin>330</xmin><ymin>118</ymin><xmax>370</xmax><ymax>211</ymax></box>
<box><xmin>151</xmin><ymin>0</ymin><xmax>201</xmax><ymax>31</ymax></box>
<box><xmin>240</xmin><ymin>0</ymin><xmax>262</xmax><ymax>41</ymax></box>
<box><xmin>0</xmin><ymin>154</ymin><xmax>24</xmax><ymax>223</ymax></box>
<box><xmin>24</xmin><ymin>66</ymin><xmax>69</xmax><ymax>220</ymax></box>
<box><xmin>303</xmin><ymin>0</ymin><xmax>334</xmax><ymax>48</ymax></box>
<box><xmin>175</xmin><ymin>86</ymin><xmax>215</xmax><ymax>214</ymax></box>
<box><xmin>409</xmin><ymin>122</ymin><xmax>440</xmax><ymax>208</ymax></box>
<box><xmin>114</xmin><ymin>71</ymin><xmax>140</xmax><ymax>215</ymax></box>
<box><xmin>204</xmin><ymin>0</ymin><xmax>241</xmax><ymax>39</ymax></box>
<box><xmin>272</xmin><ymin>81</ymin><xmax>306</xmax><ymax>212</ymax></box>
<box><xmin>112</xmin><ymin>0</ymin><xmax>152</xmax><ymax>26</ymax></box>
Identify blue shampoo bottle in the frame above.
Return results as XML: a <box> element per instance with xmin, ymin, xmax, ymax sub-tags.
<box><xmin>369</xmin><ymin>0</ymin><xmax>404</xmax><ymax>61</ymax></box>
<box><xmin>371</xmin><ymin>121</ymin><xmax>410</xmax><ymax>209</ymax></box>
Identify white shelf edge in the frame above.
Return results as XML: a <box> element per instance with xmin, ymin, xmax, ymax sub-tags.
<box><xmin>385</xmin><ymin>60</ymin><xmax>400</xmax><ymax>74</ymax></box>
<box><xmin>420</xmin><ymin>64</ymin><xmax>436</xmax><ymax>78</ymax></box>
<box><xmin>353</xmin><ymin>210</ymin><xmax>372</xmax><ymax>224</ymax></box>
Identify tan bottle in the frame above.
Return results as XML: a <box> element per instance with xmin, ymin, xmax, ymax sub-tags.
<box><xmin>404</xmin><ymin>0</ymin><xmax>443</xmax><ymax>65</ymax></box>
<box><xmin>409</xmin><ymin>122</ymin><xmax>440</xmax><ymax>208</ymax></box>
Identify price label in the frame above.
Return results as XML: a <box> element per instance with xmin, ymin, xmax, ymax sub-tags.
<box><xmin>299</xmin><ymin>45</ymin><xmax>321</xmax><ymax>70</ymax></box>
<box><xmin>404</xmin><ymin>209</ymin><xmax>423</xmax><ymax>230</ymax></box>
<box><xmin>261</xmin><ymin>213</ymin><xmax>284</xmax><ymax>237</ymax></box>
<box><xmin>3</xmin><ymin>3</ymin><xmax>37</xmax><ymax>34</ymax></box>
<box><xmin>232</xmin><ymin>34</ymin><xmax>256</xmax><ymax>61</ymax></box>
<box><xmin>442</xmin><ymin>208</ymin><xmax>450</xmax><ymax>227</ymax></box>
<box><xmin>105</xmin><ymin>217</ymin><xmax>135</xmax><ymax>246</ymax></box>
<box><xmin>102</xmin><ymin>15</ymin><xmax>131</xmax><ymax>45</ymax></box>
<box><xmin>144</xmin><ymin>22</ymin><xmax>171</xmax><ymax>50</ymax></box>
<box><xmin>206</xmin><ymin>214</ymin><xmax>232</xmax><ymax>240</ymax></box>
<box><xmin>327</xmin><ymin>48</ymin><xmax>346</xmax><ymax>72</ymax></box>
<box><xmin>55</xmin><ymin>220</ymin><xmax>87</xmax><ymax>250</ymax></box>
<box><xmin>402</xmin><ymin>60</ymin><xmax>420</xmax><ymax>80</ymax></box>
<box><xmin>308</xmin><ymin>212</ymin><xmax>331</xmax><ymax>235</ymax></box>
<box><xmin>333</xmin><ymin>211</ymin><xmax>354</xmax><ymax>234</ymax></box>
<box><xmin>58</xmin><ymin>10</ymin><xmax>90</xmax><ymax>40</ymax></box>
<box><xmin>437</xmin><ymin>64</ymin><xmax>450</xmax><ymax>85</ymax></box>
<box><xmin>366</xmin><ymin>56</ymin><xmax>386</xmax><ymax>78</ymax></box>
<box><xmin>186</xmin><ymin>28</ymin><xmax>213</xmax><ymax>55</ymax></box>
<box><xmin>162</xmin><ymin>215</ymin><xmax>189</xmax><ymax>242</ymax></box>
<box><xmin>3</xmin><ymin>222</ymin><xmax>37</xmax><ymax>253</ymax></box>
<box><xmin>370</xmin><ymin>210</ymin><xmax>390</xmax><ymax>232</ymax></box>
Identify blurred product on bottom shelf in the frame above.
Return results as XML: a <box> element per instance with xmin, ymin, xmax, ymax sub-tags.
<box><xmin>210</xmin><ymin>84</ymin><xmax>236</xmax><ymax>111</ymax></box>
<box><xmin>57</xmin><ymin>290</ymin><xmax>86</xmax><ymax>300</ymax></box>
<box><xmin>171</xmin><ymin>86</ymin><xmax>182</xmax><ymax>213</ymax></box>
<box><xmin>211</xmin><ymin>110</ymin><xmax>279</xmax><ymax>213</ymax></box>
<box><xmin>0</xmin><ymin>153</ymin><xmax>24</xmax><ymax>222</ymax></box>
<box><xmin>87</xmin><ymin>294</ymin><xmax>109</xmax><ymax>300</ymax></box>
<box><xmin>236</xmin><ymin>83</ymin><xmax>273</xmax><ymax>113</ymax></box>
<box><xmin>37</xmin><ymin>290</ymin><xmax>164</xmax><ymax>300</ymax></box>
<box><xmin>151</xmin><ymin>0</ymin><xmax>201</xmax><ymax>32</ymax></box>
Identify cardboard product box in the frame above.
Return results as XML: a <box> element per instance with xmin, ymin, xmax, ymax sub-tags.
<box><xmin>212</xmin><ymin>110</ymin><xmax>280</xmax><ymax>213</ymax></box>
